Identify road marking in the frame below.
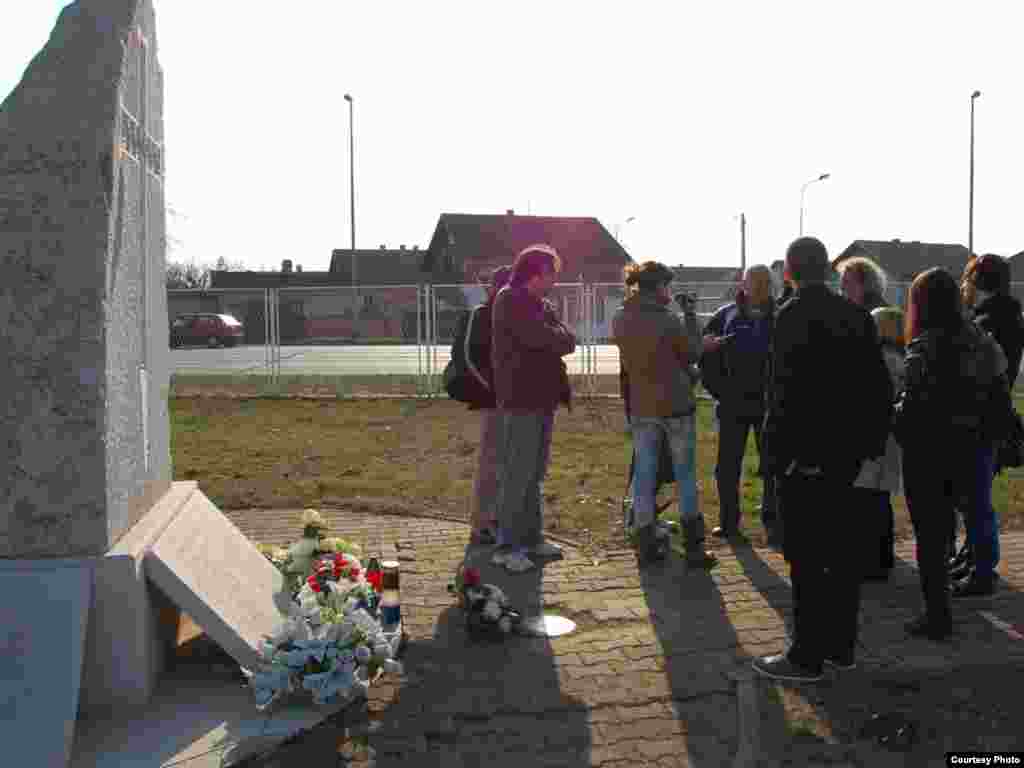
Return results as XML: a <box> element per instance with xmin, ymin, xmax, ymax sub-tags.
<box><xmin>979</xmin><ymin>611</ymin><xmax>1024</xmax><ymax>641</ymax></box>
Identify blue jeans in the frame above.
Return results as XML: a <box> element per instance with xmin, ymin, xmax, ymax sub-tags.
<box><xmin>631</xmin><ymin>414</ymin><xmax>699</xmax><ymax>530</ymax></box>
<box><xmin>964</xmin><ymin>443</ymin><xmax>1000</xmax><ymax>581</ymax></box>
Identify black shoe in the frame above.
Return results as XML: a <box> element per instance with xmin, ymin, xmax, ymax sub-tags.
<box><xmin>948</xmin><ymin>559</ymin><xmax>974</xmax><ymax>582</ymax></box>
<box><xmin>752</xmin><ymin>653</ymin><xmax>823</xmax><ymax>682</ymax></box>
<box><xmin>951</xmin><ymin>576</ymin><xmax>996</xmax><ymax>599</ymax></box>
<box><xmin>862</xmin><ymin>567</ymin><xmax>892</xmax><ymax>583</ymax></box>
<box><xmin>711</xmin><ymin>526</ymin><xmax>734</xmax><ymax>538</ymax></box>
<box><xmin>823</xmin><ymin>652</ymin><xmax>856</xmax><ymax>671</ymax></box>
<box><xmin>905</xmin><ymin>615</ymin><xmax>952</xmax><ymax>642</ymax></box>
<box><xmin>635</xmin><ymin>524</ymin><xmax>667</xmax><ymax>565</ymax></box>
<box><xmin>947</xmin><ymin>543</ymin><xmax>971</xmax><ymax>570</ymax></box>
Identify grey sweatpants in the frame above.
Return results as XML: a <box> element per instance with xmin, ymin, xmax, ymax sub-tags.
<box><xmin>496</xmin><ymin>408</ymin><xmax>555</xmax><ymax>549</ymax></box>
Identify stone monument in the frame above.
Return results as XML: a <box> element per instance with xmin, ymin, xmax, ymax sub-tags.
<box><xmin>1</xmin><ymin>3</ymin><xmax>287</xmax><ymax>766</ymax></box>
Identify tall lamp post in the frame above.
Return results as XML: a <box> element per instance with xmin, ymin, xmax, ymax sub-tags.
<box><xmin>614</xmin><ymin>215</ymin><xmax>636</xmax><ymax>244</ymax></box>
<box><xmin>969</xmin><ymin>90</ymin><xmax>981</xmax><ymax>257</ymax></box>
<box><xmin>343</xmin><ymin>93</ymin><xmax>356</xmax><ymax>294</ymax></box>
<box><xmin>798</xmin><ymin>172</ymin><xmax>830</xmax><ymax>236</ymax></box>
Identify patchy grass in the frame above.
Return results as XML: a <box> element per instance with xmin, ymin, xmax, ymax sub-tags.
<box><xmin>169</xmin><ymin>395</ymin><xmax>1024</xmax><ymax>548</ymax></box>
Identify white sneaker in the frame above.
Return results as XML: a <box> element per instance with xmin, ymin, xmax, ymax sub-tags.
<box><xmin>503</xmin><ymin>552</ymin><xmax>536</xmax><ymax>573</ymax></box>
<box><xmin>529</xmin><ymin>540</ymin><xmax>563</xmax><ymax>558</ymax></box>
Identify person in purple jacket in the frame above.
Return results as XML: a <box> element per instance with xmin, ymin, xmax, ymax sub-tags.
<box><xmin>490</xmin><ymin>244</ymin><xmax>576</xmax><ymax>573</ymax></box>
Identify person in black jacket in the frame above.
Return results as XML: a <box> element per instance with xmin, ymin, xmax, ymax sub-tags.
<box><xmin>948</xmin><ymin>254</ymin><xmax>1024</xmax><ymax>596</ymax></box>
<box><xmin>895</xmin><ymin>267</ymin><xmax>1008</xmax><ymax>636</ymax></box>
<box><xmin>702</xmin><ymin>265</ymin><xmax>776</xmax><ymax>540</ymax></box>
<box><xmin>754</xmin><ymin>237</ymin><xmax>893</xmax><ymax>682</ymax></box>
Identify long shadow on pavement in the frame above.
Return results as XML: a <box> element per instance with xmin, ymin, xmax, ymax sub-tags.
<box><xmin>730</xmin><ymin>541</ymin><xmax>1024</xmax><ymax>761</ymax></box>
<box><xmin>359</xmin><ymin>541</ymin><xmax>592</xmax><ymax>766</ymax></box>
<box><xmin>637</xmin><ymin>545</ymin><xmax>789</xmax><ymax>766</ymax></box>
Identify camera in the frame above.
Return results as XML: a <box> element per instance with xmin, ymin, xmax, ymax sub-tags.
<box><xmin>674</xmin><ymin>292</ymin><xmax>697</xmax><ymax>311</ymax></box>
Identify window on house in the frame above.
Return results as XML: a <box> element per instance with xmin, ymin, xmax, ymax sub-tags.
<box><xmin>362</xmin><ymin>294</ymin><xmax>375</xmax><ymax>307</ymax></box>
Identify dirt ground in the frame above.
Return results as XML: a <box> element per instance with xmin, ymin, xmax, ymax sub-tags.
<box><xmin>169</xmin><ymin>394</ymin><xmax>1024</xmax><ymax>550</ymax></box>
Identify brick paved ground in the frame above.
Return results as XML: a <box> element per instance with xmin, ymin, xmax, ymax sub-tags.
<box><xmin>224</xmin><ymin>508</ymin><xmax>1024</xmax><ymax>767</ymax></box>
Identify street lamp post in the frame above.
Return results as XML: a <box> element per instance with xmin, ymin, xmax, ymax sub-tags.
<box><xmin>343</xmin><ymin>93</ymin><xmax>356</xmax><ymax>293</ymax></box>
<box><xmin>615</xmin><ymin>216</ymin><xmax>636</xmax><ymax>246</ymax></box>
<box><xmin>969</xmin><ymin>90</ymin><xmax>981</xmax><ymax>257</ymax></box>
<box><xmin>798</xmin><ymin>172</ymin><xmax>830</xmax><ymax>236</ymax></box>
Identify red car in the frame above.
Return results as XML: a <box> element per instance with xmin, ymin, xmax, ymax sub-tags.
<box><xmin>170</xmin><ymin>313</ymin><xmax>244</xmax><ymax>348</ymax></box>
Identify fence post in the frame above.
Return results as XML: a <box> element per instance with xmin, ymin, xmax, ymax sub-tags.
<box><xmin>416</xmin><ymin>284</ymin><xmax>423</xmax><ymax>395</ymax></box>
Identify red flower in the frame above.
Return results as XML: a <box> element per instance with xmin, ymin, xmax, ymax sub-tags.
<box><xmin>349</xmin><ymin>566</ymin><xmax>361</xmax><ymax>581</ymax></box>
<box><xmin>463</xmin><ymin>567</ymin><xmax>481</xmax><ymax>587</ymax></box>
<box><xmin>307</xmin><ymin>575</ymin><xmax>322</xmax><ymax>592</ymax></box>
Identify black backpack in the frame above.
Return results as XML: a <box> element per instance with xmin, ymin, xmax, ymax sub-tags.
<box><xmin>444</xmin><ymin>307</ymin><xmax>486</xmax><ymax>402</ymax></box>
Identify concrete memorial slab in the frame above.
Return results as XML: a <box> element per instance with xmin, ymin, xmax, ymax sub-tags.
<box><xmin>0</xmin><ymin>562</ymin><xmax>92</xmax><ymax>768</ymax></box>
<box><xmin>144</xmin><ymin>490</ymin><xmax>289</xmax><ymax>672</ymax></box>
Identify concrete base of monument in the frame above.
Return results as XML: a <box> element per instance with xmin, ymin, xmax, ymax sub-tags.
<box><xmin>3</xmin><ymin>481</ymin><xmax>295</xmax><ymax>768</ymax></box>
<box><xmin>70</xmin><ymin>660</ymin><xmax>358</xmax><ymax>768</ymax></box>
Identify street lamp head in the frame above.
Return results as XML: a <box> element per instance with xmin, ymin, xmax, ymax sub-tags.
<box><xmin>819</xmin><ymin>173</ymin><xmax>831</xmax><ymax>181</ymax></box>
<box><xmin>344</xmin><ymin>93</ymin><xmax>353</xmax><ymax>102</ymax></box>
<box><xmin>971</xmin><ymin>90</ymin><xmax>981</xmax><ymax>99</ymax></box>
<box><xmin>626</xmin><ymin>216</ymin><xmax>636</xmax><ymax>223</ymax></box>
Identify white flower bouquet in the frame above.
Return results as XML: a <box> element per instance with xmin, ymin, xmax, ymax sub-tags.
<box><xmin>248</xmin><ymin>511</ymin><xmax>400</xmax><ymax>711</ymax></box>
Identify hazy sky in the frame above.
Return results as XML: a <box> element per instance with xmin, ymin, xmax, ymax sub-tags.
<box><xmin>3</xmin><ymin>1</ymin><xmax>1022</xmax><ymax>274</ymax></box>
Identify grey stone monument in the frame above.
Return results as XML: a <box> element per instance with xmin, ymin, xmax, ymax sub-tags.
<box><xmin>1</xmin><ymin>4</ymin><xmax>287</xmax><ymax>766</ymax></box>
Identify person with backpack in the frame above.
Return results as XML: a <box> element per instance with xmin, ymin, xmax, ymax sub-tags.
<box><xmin>701</xmin><ymin>265</ymin><xmax>776</xmax><ymax>540</ymax></box>
<box><xmin>948</xmin><ymin>254</ymin><xmax>1024</xmax><ymax>597</ymax></box>
<box><xmin>490</xmin><ymin>245</ymin><xmax>575</xmax><ymax>573</ymax></box>
<box><xmin>449</xmin><ymin>265</ymin><xmax>513</xmax><ymax>545</ymax></box>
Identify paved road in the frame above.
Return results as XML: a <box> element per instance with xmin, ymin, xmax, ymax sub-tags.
<box><xmin>171</xmin><ymin>343</ymin><xmax>628</xmax><ymax>376</ymax></box>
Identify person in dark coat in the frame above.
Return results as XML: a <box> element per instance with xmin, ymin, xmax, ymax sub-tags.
<box><xmin>754</xmin><ymin>237</ymin><xmax>893</xmax><ymax>682</ymax></box>
<box><xmin>949</xmin><ymin>254</ymin><xmax>1024</xmax><ymax>596</ymax></box>
<box><xmin>491</xmin><ymin>245</ymin><xmax>576</xmax><ymax>574</ymax></box>
<box><xmin>895</xmin><ymin>267</ymin><xmax>1008</xmax><ymax>636</ymax></box>
<box><xmin>702</xmin><ymin>265</ymin><xmax>776</xmax><ymax>540</ymax></box>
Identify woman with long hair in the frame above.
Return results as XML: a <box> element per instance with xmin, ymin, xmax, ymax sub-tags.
<box><xmin>613</xmin><ymin>261</ymin><xmax>716</xmax><ymax>568</ymax></box>
<box><xmin>894</xmin><ymin>268</ymin><xmax>1007</xmax><ymax>640</ymax></box>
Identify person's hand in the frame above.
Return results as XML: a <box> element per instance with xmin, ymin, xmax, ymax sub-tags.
<box><xmin>703</xmin><ymin>335</ymin><xmax>724</xmax><ymax>353</ymax></box>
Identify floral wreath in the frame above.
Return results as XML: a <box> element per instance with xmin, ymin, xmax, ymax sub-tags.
<box><xmin>249</xmin><ymin>509</ymin><xmax>402</xmax><ymax>710</ymax></box>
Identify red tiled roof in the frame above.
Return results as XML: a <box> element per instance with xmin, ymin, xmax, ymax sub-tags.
<box><xmin>424</xmin><ymin>213</ymin><xmax>631</xmax><ymax>282</ymax></box>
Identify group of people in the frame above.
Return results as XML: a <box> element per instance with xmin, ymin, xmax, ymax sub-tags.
<box><xmin>456</xmin><ymin>237</ymin><xmax>1022</xmax><ymax>683</ymax></box>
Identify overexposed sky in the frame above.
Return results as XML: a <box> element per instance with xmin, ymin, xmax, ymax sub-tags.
<box><xmin>3</xmin><ymin>1</ymin><xmax>1022</xmax><ymax>273</ymax></box>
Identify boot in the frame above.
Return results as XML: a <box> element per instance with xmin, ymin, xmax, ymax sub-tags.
<box><xmin>635</xmin><ymin>523</ymin><xmax>666</xmax><ymax>565</ymax></box>
<box><xmin>683</xmin><ymin>517</ymin><xmax>718</xmax><ymax>569</ymax></box>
